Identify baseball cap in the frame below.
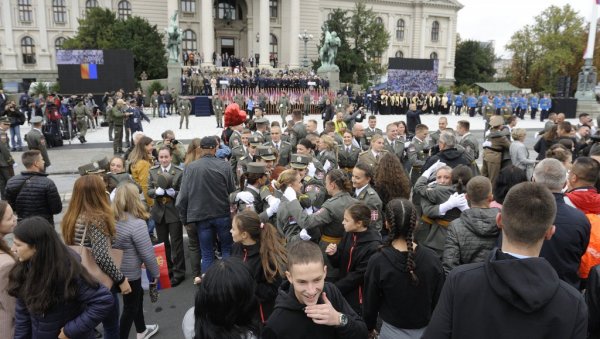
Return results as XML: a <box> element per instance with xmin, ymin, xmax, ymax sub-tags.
<box><xmin>200</xmin><ymin>136</ymin><xmax>217</xmax><ymax>149</ymax></box>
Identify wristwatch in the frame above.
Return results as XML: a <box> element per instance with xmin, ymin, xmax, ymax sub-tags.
<box><xmin>337</xmin><ymin>313</ymin><xmax>348</xmax><ymax>327</ymax></box>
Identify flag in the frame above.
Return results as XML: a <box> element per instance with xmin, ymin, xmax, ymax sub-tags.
<box><xmin>80</xmin><ymin>64</ymin><xmax>98</xmax><ymax>80</ymax></box>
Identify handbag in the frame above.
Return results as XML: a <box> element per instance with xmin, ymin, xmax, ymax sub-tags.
<box><xmin>70</xmin><ymin>225</ymin><xmax>123</xmax><ymax>289</ymax></box>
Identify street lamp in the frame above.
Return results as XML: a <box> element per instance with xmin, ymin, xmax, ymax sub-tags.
<box><xmin>298</xmin><ymin>29</ymin><xmax>313</xmax><ymax>68</ymax></box>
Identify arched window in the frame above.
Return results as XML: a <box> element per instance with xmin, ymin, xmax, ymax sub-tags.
<box><xmin>18</xmin><ymin>0</ymin><xmax>33</xmax><ymax>22</ymax></box>
<box><xmin>55</xmin><ymin>37</ymin><xmax>66</xmax><ymax>50</ymax></box>
<box><xmin>182</xmin><ymin>29</ymin><xmax>197</xmax><ymax>53</ymax></box>
<box><xmin>181</xmin><ymin>0</ymin><xmax>195</xmax><ymax>13</ymax></box>
<box><xmin>85</xmin><ymin>0</ymin><xmax>99</xmax><ymax>10</ymax></box>
<box><xmin>375</xmin><ymin>17</ymin><xmax>383</xmax><ymax>25</ymax></box>
<box><xmin>431</xmin><ymin>21</ymin><xmax>439</xmax><ymax>42</ymax></box>
<box><xmin>430</xmin><ymin>52</ymin><xmax>438</xmax><ymax>60</ymax></box>
<box><xmin>270</xmin><ymin>34</ymin><xmax>278</xmax><ymax>64</ymax></box>
<box><xmin>270</xmin><ymin>0</ymin><xmax>278</xmax><ymax>18</ymax></box>
<box><xmin>396</xmin><ymin>19</ymin><xmax>405</xmax><ymax>41</ymax></box>
<box><xmin>327</xmin><ymin>12</ymin><xmax>333</xmax><ymax>21</ymax></box>
<box><xmin>216</xmin><ymin>0</ymin><xmax>236</xmax><ymax>20</ymax></box>
<box><xmin>21</xmin><ymin>36</ymin><xmax>36</xmax><ymax>64</ymax></box>
<box><xmin>395</xmin><ymin>50</ymin><xmax>403</xmax><ymax>58</ymax></box>
<box><xmin>53</xmin><ymin>0</ymin><xmax>67</xmax><ymax>23</ymax></box>
<box><xmin>117</xmin><ymin>0</ymin><xmax>132</xmax><ymax>20</ymax></box>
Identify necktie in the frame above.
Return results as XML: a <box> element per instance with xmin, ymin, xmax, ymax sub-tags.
<box><xmin>276</xmin><ymin>143</ymin><xmax>280</xmax><ymax>151</ymax></box>
<box><xmin>163</xmin><ymin>168</ymin><xmax>168</xmax><ymax>173</ymax></box>
<box><xmin>347</xmin><ymin>147</ymin><xmax>351</xmax><ymax>153</ymax></box>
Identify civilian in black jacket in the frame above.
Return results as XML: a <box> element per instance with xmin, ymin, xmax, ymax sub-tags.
<box><xmin>5</xmin><ymin>150</ymin><xmax>62</xmax><ymax>225</ymax></box>
<box><xmin>406</xmin><ymin>103</ymin><xmax>422</xmax><ymax>135</ymax></box>
<box><xmin>423</xmin><ymin>182</ymin><xmax>588</xmax><ymax>339</ymax></box>
<box><xmin>326</xmin><ymin>203</ymin><xmax>381</xmax><ymax>315</ymax></box>
<box><xmin>533</xmin><ymin>159</ymin><xmax>591</xmax><ymax>290</ymax></box>
<box><xmin>363</xmin><ymin>198</ymin><xmax>444</xmax><ymax>338</ymax></box>
<box><xmin>263</xmin><ymin>241</ymin><xmax>368</xmax><ymax>339</ymax></box>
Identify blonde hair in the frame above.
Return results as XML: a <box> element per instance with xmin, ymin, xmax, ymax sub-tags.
<box><xmin>112</xmin><ymin>182</ymin><xmax>150</xmax><ymax>221</ymax></box>
<box><xmin>320</xmin><ymin>134</ymin><xmax>336</xmax><ymax>151</ymax></box>
<box><xmin>276</xmin><ymin>169</ymin><xmax>299</xmax><ymax>191</ymax></box>
<box><xmin>511</xmin><ymin>128</ymin><xmax>527</xmax><ymax>141</ymax></box>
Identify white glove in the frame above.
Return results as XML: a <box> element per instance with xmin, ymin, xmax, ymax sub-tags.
<box><xmin>271</xmin><ymin>179</ymin><xmax>278</xmax><ymax>190</ymax></box>
<box><xmin>439</xmin><ymin>193</ymin><xmax>467</xmax><ymax>215</ymax></box>
<box><xmin>323</xmin><ymin>159</ymin><xmax>332</xmax><ymax>172</ymax></box>
<box><xmin>109</xmin><ymin>188</ymin><xmax>117</xmax><ymax>202</ymax></box>
<box><xmin>299</xmin><ymin>229</ymin><xmax>312</xmax><ymax>241</ymax></box>
<box><xmin>304</xmin><ymin>207</ymin><xmax>314</xmax><ymax>215</ymax></box>
<box><xmin>155</xmin><ymin>187</ymin><xmax>165</xmax><ymax>196</ymax></box>
<box><xmin>482</xmin><ymin>140</ymin><xmax>492</xmax><ymax>148</ymax></box>
<box><xmin>266</xmin><ymin>198</ymin><xmax>281</xmax><ymax>218</ymax></box>
<box><xmin>236</xmin><ymin>191</ymin><xmax>255</xmax><ymax>205</ymax></box>
<box><xmin>166</xmin><ymin>188</ymin><xmax>176</xmax><ymax>197</ymax></box>
<box><xmin>284</xmin><ymin>186</ymin><xmax>297</xmax><ymax>202</ymax></box>
<box><xmin>422</xmin><ymin>160</ymin><xmax>446</xmax><ymax>178</ymax></box>
<box><xmin>307</xmin><ymin>162</ymin><xmax>316</xmax><ymax>177</ymax></box>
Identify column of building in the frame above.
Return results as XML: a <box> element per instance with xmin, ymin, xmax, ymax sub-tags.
<box><xmin>259</xmin><ymin>0</ymin><xmax>270</xmax><ymax>68</ymax></box>
<box><xmin>201</xmin><ymin>0</ymin><xmax>215</xmax><ymax>67</ymax></box>
<box><xmin>36</xmin><ymin>0</ymin><xmax>51</xmax><ymax>69</ymax></box>
<box><xmin>2</xmin><ymin>2</ymin><xmax>18</xmax><ymax>70</ymax></box>
<box><xmin>288</xmin><ymin>0</ymin><xmax>300</xmax><ymax>68</ymax></box>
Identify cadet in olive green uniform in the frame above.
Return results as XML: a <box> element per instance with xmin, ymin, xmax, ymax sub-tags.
<box><xmin>0</xmin><ymin>117</ymin><xmax>15</xmax><ymax>198</ymax></box>
<box><xmin>234</xmin><ymin>92</ymin><xmax>245</xmax><ymax>109</ymax></box>
<box><xmin>212</xmin><ymin>94</ymin><xmax>224</xmax><ymax>128</ymax></box>
<box><xmin>253</xmin><ymin>118</ymin><xmax>271</xmax><ymax>143</ymax></box>
<box><xmin>24</xmin><ymin>116</ymin><xmax>51</xmax><ymax>170</ymax></box>
<box><xmin>352</xmin><ymin>163</ymin><xmax>383</xmax><ymax>231</ymax></box>
<box><xmin>337</xmin><ymin>142</ymin><xmax>361</xmax><ymax>173</ymax></box>
<box><xmin>457</xmin><ymin>121</ymin><xmax>480</xmax><ymax>175</ymax></box>
<box><xmin>236</xmin><ymin>135</ymin><xmax>263</xmax><ymax>181</ymax></box>
<box><xmin>264</xmin><ymin>126</ymin><xmax>292</xmax><ymax>167</ymax></box>
<box><xmin>406</xmin><ymin>125</ymin><xmax>430</xmax><ymax>185</ymax></box>
<box><xmin>277</xmin><ymin>92</ymin><xmax>291</xmax><ymax>127</ymax></box>
<box><xmin>364</xmin><ymin>117</ymin><xmax>383</xmax><ymax>148</ymax></box>
<box><xmin>109</xmin><ymin>99</ymin><xmax>126</xmax><ymax>154</ymax></box>
<box><xmin>230</xmin><ymin>162</ymin><xmax>280</xmax><ymax>224</ymax></box>
<box><xmin>74</xmin><ymin>100</ymin><xmax>88</xmax><ymax>143</ymax></box>
<box><xmin>147</xmin><ymin>154</ymin><xmax>185</xmax><ymax>283</ymax></box>
<box><xmin>482</xmin><ymin>116</ymin><xmax>511</xmax><ymax>185</ymax></box>
<box><xmin>302</xmin><ymin>91</ymin><xmax>312</xmax><ymax>116</ymax></box>
<box><xmin>179</xmin><ymin>96</ymin><xmax>192</xmax><ymax>129</ymax></box>
<box><xmin>155</xmin><ymin>130</ymin><xmax>187</xmax><ymax>166</ymax></box>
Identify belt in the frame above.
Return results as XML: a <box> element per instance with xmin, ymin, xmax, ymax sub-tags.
<box><xmin>484</xmin><ymin>146</ymin><xmax>503</xmax><ymax>153</ymax></box>
<box><xmin>421</xmin><ymin>215</ymin><xmax>450</xmax><ymax>228</ymax></box>
<box><xmin>157</xmin><ymin>196</ymin><xmax>172</xmax><ymax>204</ymax></box>
<box><xmin>321</xmin><ymin>235</ymin><xmax>342</xmax><ymax>244</ymax></box>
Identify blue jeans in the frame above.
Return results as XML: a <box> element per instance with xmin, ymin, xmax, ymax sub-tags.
<box><xmin>10</xmin><ymin>125</ymin><xmax>22</xmax><ymax>149</ymax></box>
<box><xmin>103</xmin><ymin>291</ymin><xmax>120</xmax><ymax>339</ymax></box>
<box><xmin>196</xmin><ymin>216</ymin><xmax>232</xmax><ymax>273</ymax></box>
<box><xmin>159</xmin><ymin>104</ymin><xmax>167</xmax><ymax>118</ymax></box>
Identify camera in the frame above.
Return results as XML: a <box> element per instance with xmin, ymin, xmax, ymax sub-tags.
<box><xmin>171</xmin><ymin>139</ymin><xmax>179</xmax><ymax>145</ymax></box>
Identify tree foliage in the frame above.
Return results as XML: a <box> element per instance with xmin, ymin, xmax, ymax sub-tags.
<box><xmin>506</xmin><ymin>5</ymin><xmax>585</xmax><ymax>92</ymax></box>
<box><xmin>63</xmin><ymin>8</ymin><xmax>167</xmax><ymax>79</ymax></box>
<box><xmin>313</xmin><ymin>1</ymin><xmax>390</xmax><ymax>85</ymax></box>
<box><xmin>454</xmin><ymin>39</ymin><xmax>496</xmax><ymax>86</ymax></box>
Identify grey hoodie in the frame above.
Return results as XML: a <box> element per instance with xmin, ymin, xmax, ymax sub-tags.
<box><xmin>442</xmin><ymin>207</ymin><xmax>500</xmax><ymax>275</ymax></box>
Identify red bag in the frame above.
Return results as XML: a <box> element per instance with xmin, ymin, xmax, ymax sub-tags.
<box><xmin>154</xmin><ymin>243</ymin><xmax>172</xmax><ymax>289</ymax></box>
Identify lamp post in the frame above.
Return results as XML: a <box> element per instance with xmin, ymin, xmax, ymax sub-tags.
<box><xmin>298</xmin><ymin>29</ymin><xmax>313</xmax><ymax>68</ymax></box>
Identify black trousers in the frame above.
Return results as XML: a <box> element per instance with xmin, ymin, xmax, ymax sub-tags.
<box><xmin>156</xmin><ymin>219</ymin><xmax>186</xmax><ymax>279</ymax></box>
<box><xmin>119</xmin><ymin>279</ymin><xmax>146</xmax><ymax>338</ymax></box>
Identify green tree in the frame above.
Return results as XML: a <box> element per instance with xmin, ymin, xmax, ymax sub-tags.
<box><xmin>63</xmin><ymin>7</ymin><xmax>167</xmax><ymax>79</ymax></box>
<box><xmin>506</xmin><ymin>5</ymin><xmax>585</xmax><ymax>92</ymax></box>
<box><xmin>313</xmin><ymin>1</ymin><xmax>390</xmax><ymax>86</ymax></box>
<box><xmin>454</xmin><ymin>40</ymin><xmax>496</xmax><ymax>86</ymax></box>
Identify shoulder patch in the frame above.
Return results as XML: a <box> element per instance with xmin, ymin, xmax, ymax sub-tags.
<box><xmin>371</xmin><ymin>209</ymin><xmax>379</xmax><ymax>221</ymax></box>
<box><xmin>151</xmin><ymin>165</ymin><xmax>160</xmax><ymax>169</ymax></box>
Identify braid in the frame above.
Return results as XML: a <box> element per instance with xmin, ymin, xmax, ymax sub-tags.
<box><xmin>406</xmin><ymin>207</ymin><xmax>419</xmax><ymax>286</ymax></box>
<box><xmin>383</xmin><ymin>207</ymin><xmax>397</xmax><ymax>248</ymax></box>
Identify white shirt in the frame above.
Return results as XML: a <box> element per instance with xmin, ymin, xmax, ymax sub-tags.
<box><xmin>355</xmin><ymin>184</ymin><xmax>368</xmax><ymax>197</ymax></box>
<box><xmin>161</xmin><ymin>165</ymin><xmax>171</xmax><ymax>173</ymax></box>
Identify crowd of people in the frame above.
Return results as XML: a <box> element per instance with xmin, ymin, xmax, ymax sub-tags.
<box><xmin>1</xmin><ymin>84</ymin><xmax>600</xmax><ymax>338</ymax></box>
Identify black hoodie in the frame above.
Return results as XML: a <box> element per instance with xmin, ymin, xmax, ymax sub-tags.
<box><xmin>262</xmin><ymin>281</ymin><xmax>368</xmax><ymax>339</ymax></box>
<box><xmin>423</xmin><ymin>249</ymin><xmax>588</xmax><ymax>339</ymax></box>
<box><xmin>328</xmin><ymin>228</ymin><xmax>381</xmax><ymax>315</ymax></box>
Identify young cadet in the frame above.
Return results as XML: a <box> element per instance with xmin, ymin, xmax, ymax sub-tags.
<box><xmin>263</xmin><ymin>241</ymin><xmax>368</xmax><ymax>339</ymax></box>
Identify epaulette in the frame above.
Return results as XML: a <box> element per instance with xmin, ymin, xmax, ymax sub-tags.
<box><xmin>150</xmin><ymin>164</ymin><xmax>160</xmax><ymax>169</ymax></box>
<box><xmin>359</xmin><ymin>151</ymin><xmax>369</xmax><ymax>156</ymax></box>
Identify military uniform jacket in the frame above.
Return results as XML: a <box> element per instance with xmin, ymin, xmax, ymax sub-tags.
<box><xmin>254</xmin><ymin>130</ymin><xmax>271</xmax><ymax>144</ymax></box>
<box><xmin>148</xmin><ymin>165</ymin><xmax>183</xmax><ymax>224</ymax></box>
<box><xmin>459</xmin><ymin>133</ymin><xmax>480</xmax><ymax>163</ymax></box>
<box><xmin>364</xmin><ymin>128</ymin><xmax>383</xmax><ymax>146</ymax></box>
<box><xmin>24</xmin><ymin>128</ymin><xmax>50</xmax><ymax>166</ymax></box>
<box><xmin>355</xmin><ymin>184</ymin><xmax>383</xmax><ymax>231</ymax></box>
<box><xmin>302</xmin><ymin>175</ymin><xmax>326</xmax><ymax>209</ymax></box>
<box><xmin>109</xmin><ymin>106</ymin><xmax>125</xmax><ymax>126</ymax></box>
<box><xmin>429</xmin><ymin>130</ymin><xmax>441</xmax><ymax>149</ymax></box>
<box><xmin>234</xmin><ymin>94</ymin><xmax>245</xmax><ymax>108</ymax></box>
<box><xmin>229</xmin><ymin>130</ymin><xmax>243</xmax><ymax>148</ymax></box>
<box><xmin>278</xmin><ymin>97</ymin><xmax>290</xmax><ymax>113</ymax></box>
<box><xmin>337</xmin><ymin>144</ymin><xmax>361</xmax><ymax>169</ymax></box>
<box><xmin>293</xmin><ymin>191</ymin><xmax>358</xmax><ymax>238</ymax></box>
<box><xmin>357</xmin><ymin>149</ymin><xmax>387</xmax><ymax>172</ymax></box>
<box><xmin>265</xmin><ymin>140</ymin><xmax>292</xmax><ymax>166</ymax></box>
<box><xmin>212</xmin><ymin>98</ymin><xmax>224</xmax><ymax>113</ymax></box>
<box><xmin>74</xmin><ymin>104</ymin><xmax>87</xmax><ymax>119</ymax></box>
<box><xmin>384</xmin><ymin>139</ymin><xmax>405</xmax><ymax>163</ymax></box>
<box><xmin>289</xmin><ymin>121</ymin><xmax>307</xmax><ymax>147</ymax></box>
<box><xmin>483</xmin><ymin>130</ymin><xmax>511</xmax><ymax>164</ymax></box>
<box><xmin>316</xmin><ymin>150</ymin><xmax>338</xmax><ymax>171</ymax></box>
<box><xmin>406</xmin><ymin>137</ymin><xmax>428</xmax><ymax>168</ymax></box>
<box><xmin>302</xmin><ymin>94</ymin><xmax>311</xmax><ymax>106</ymax></box>
<box><xmin>179</xmin><ymin>99</ymin><xmax>192</xmax><ymax>115</ymax></box>
<box><xmin>276</xmin><ymin>195</ymin><xmax>305</xmax><ymax>243</ymax></box>
<box><xmin>0</xmin><ymin>130</ymin><xmax>14</xmax><ymax>167</ymax></box>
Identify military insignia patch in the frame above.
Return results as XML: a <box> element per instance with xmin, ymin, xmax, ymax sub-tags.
<box><xmin>288</xmin><ymin>216</ymin><xmax>297</xmax><ymax>225</ymax></box>
<box><xmin>371</xmin><ymin>210</ymin><xmax>378</xmax><ymax>221</ymax></box>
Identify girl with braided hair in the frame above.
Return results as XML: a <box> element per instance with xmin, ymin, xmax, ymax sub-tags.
<box><xmin>363</xmin><ymin>198</ymin><xmax>444</xmax><ymax>339</ymax></box>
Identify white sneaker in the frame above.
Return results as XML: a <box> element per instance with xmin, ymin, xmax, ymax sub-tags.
<box><xmin>137</xmin><ymin>324</ymin><xmax>159</xmax><ymax>339</ymax></box>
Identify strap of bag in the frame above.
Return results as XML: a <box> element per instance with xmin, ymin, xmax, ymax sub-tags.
<box><xmin>14</xmin><ymin>176</ymin><xmax>33</xmax><ymax>200</ymax></box>
<box><xmin>77</xmin><ymin>224</ymin><xmax>88</xmax><ymax>254</ymax></box>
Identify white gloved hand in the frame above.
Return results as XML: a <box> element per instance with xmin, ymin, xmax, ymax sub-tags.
<box><xmin>109</xmin><ymin>188</ymin><xmax>117</xmax><ymax>202</ymax></box>
<box><xmin>439</xmin><ymin>193</ymin><xmax>467</xmax><ymax>215</ymax></box>
<box><xmin>166</xmin><ymin>188</ymin><xmax>176</xmax><ymax>197</ymax></box>
<box><xmin>236</xmin><ymin>191</ymin><xmax>255</xmax><ymax>205</ymax></box>
<box><xmin>304</xmin><ymin>207</ymin><xmax>314</xmax><ymax>215</ymax></box>
<box><xmin>266</xmin><ymin>197</ymin><xmax>281</xmax><ymax>218</ymax></box>
<box><xmin>155</xmin><ymin>187</ymin><xmax>165</xmax><ymax>196</ymax></box>
<box><xmin>299</xmin><ymin>229</ymin><xmax>312</xmax><ymax>241</ymax></box>
<box><xmin>271</xmin><ymin>179</ymin><xmax>278</xmax><ymax>190</ymax></box>
<box><xmin>422</xmin><ymin>160</ymin><xmax>446</xmax><ymax>178</ymax></box>
<box><xmin>284</xmin><ymin>186</ymin><xmax>297</xmax><ymax>202</ymax></box>
<box><xmin>323</xmin><ymin>159</ymin><xmax>332</xmax><ymax>172</ymax></box>
<box><xmin>482</xmin><ymin>140</ymin><xmax>492</xmax><ymax>148</ymax></box>
<box><xmin>457</xmin><ymin>197</ymin><xmax>470</xmax><ymax>211</ymax></box>
<box><xmin>307</xmin><ymin>162</ymin><xmax>317</xmax><ymax>177</ymax></box>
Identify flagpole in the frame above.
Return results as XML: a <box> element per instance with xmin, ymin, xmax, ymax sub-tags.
<box><xmin>584</xmin><ymin>0</ymin><xmax>599</xmax><ymax>60</ymax></box>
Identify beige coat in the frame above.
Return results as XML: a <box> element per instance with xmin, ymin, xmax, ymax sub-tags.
<box><xmin>0</xmin><ymin>250</ymin><xmax>16</xmax><ymax>339</ymax></box>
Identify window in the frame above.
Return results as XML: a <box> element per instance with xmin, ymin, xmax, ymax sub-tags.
<box><xmin>373</xmin><ymin>51</ymin><xmax>382</xmax><ymax>64</ymax></box>
<box><xmin>270</xmin><ymin>34</ymin><xmax>278</xmax><ymax>62</ymax></box>
<box><xmin>431</xmin><ymin>21</ymin><xmax>439</xmax><ymax>42</ymax></box>
<box><xmin>270</xmin><ymin>0</ymin><xmax>278</xmax><ymax>18</ymax></box>
<box><xmin>53</xmin><ymin>0</ymin><xmax>67</xmax><ymax>24</ymax></box>
<box><xmin>21</xmin><ymin>36</ymin><xmax>36</xmax><ymax>64</ymax></box>
<box><xmin>430</xmin><ymin>52</ymin><xmax>438</xmax><ymax>59</ymax></box>
<box><xmin>18</xmin><ymin>0</ymin><xmax>33</xmax><ymax>23</ymax></box>
<box><xmin>85</xmin><ymin>0</ymin><xmax>99</xmax><ymax>10</ymax></box>
<box><xmin>327</xmin><ymin>12</ymin><xmax>333</xmax><ymax>21</ymax></box>
<box><xmin>55</xmin><ymin>37</ymin><xmax>66</xmax><ymax>50</ymax></box>
<box><xmin>375</xmin><ymin>17</ymin><xmax>383</xmax><ymax>25</ymax></box>
<box><xmin>181</xmin><ymin>0</ymin><xmax>195</xmax><ymax>13</ymax></box>
<box><xmin>117</xmin><ymin>0</ymin><xmax>132</xmax><ymax>20</ymax></box>
<box><xmin>395</xmin><ymin>50</ymin><xmax>403</xmax><ymax>58</ymax></box>
<box><xmin>396</xmin><ymin>19</ymin><xmax>405</xmax><ymax>41</ymax></box>
<box><xmin>216</xmin><ymin>0</ymin><xmax>236</xmax><ymax>20</ymax></box>
<box><xmin>182</xmin><ymin>29</ymin><xmax>197</xmax><ymax>53</ymax></box>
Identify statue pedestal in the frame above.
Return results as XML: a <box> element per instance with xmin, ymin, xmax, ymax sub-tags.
<box><xmin>318</xmin><ymin>68</ymin><xmax>340</xmax><ymax>93</ymax></box>
<box><xmin>575</xmin><ymin>59</ymin><xmax>600</xmax><ymax>119</ymax></box>
<box><xmin>167</xmin><ymin>62</ymin><xmax>182</xmax><ymax>93</ymax></box>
